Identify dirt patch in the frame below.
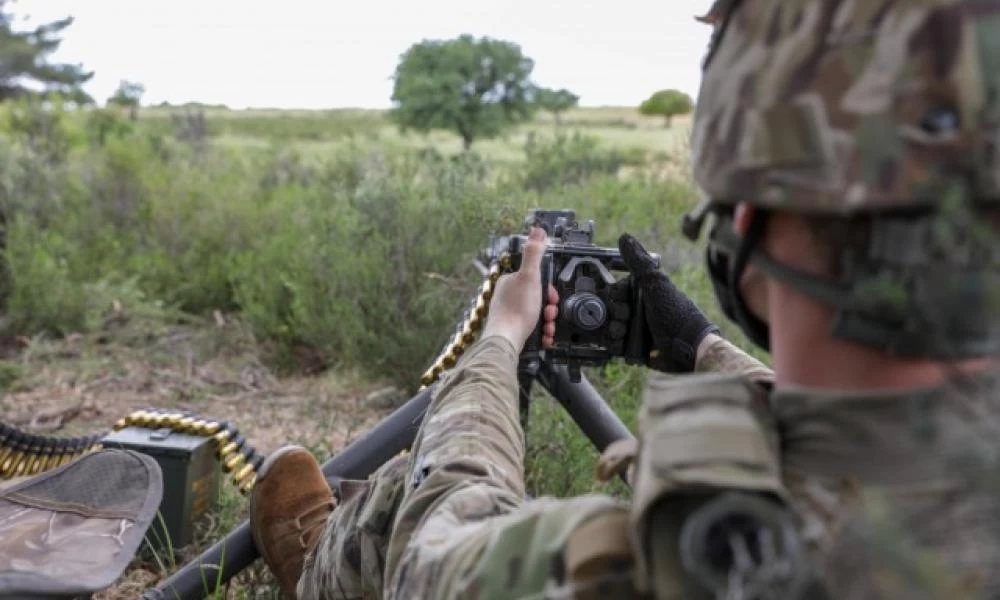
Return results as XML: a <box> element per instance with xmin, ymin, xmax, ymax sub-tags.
<box><xmin>1</xmin><ymin>315</ymin><xmax>394</xmax><ymax>456</ymax></box>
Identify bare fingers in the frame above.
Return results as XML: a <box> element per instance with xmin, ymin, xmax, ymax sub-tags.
<box><xmin>542</xmin><ymin>285</ymin><xmax>559</xmax><ymax>348</ymax></box>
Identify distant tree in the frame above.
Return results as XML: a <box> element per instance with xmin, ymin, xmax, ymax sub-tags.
<box><xmin>638</xmin><ymin>89</ymin><xmax>694</xmax><ymax>127</ymax></box>
<box><xmin>535</xmin><ymin>87</ymin><xmax>578</xmax><ymax>127</ymax></box>
<box><xmin>390</xmin><ymin>35</ymin><xmax>536</xmax><ymax>151</ymax></box>
<box><xmin>0</xmin><ymin>0</ymin><xmax>93</xmax><ymax>102</ymax></box>
<box><xmin>107</xmin><ymin>80</ymin><xmax>145</xmax><ymax>120</ymax></box>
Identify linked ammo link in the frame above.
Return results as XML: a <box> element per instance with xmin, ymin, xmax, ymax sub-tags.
<box><xmin>418</xmin><ymin>253</ymin><xmax>512</xmax><ymax>389</ymax></box>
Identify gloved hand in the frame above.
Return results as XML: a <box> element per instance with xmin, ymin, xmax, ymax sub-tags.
<box><xmin>619</xmin><ymin>233</ymin><xmax>719</xmax><ymax>373</ymax></box>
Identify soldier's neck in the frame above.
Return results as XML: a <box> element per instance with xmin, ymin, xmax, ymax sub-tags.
<box><xmin>766</xmin><ymin>283</ymin><xmax>996</xmax><ymax>391</ymax></box>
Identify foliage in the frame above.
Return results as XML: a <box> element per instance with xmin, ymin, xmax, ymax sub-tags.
<box><xmin>533</xmin><ymin>87</ymin><xmax>579</xmax><ymax>125</ymax></box>
<box><xmin>390</xmin><ymin>34</ymin><xmax>536</xmax><ymax>150</ymax></box>
<box><xmin>0</xmin><ymin>0</ymin><xmax>92</xmax><ymax>102</ymax></box>
<box><xmin>518</xmin><ymin>131</ymin><xmax>628</xmax><ymax>192</ymax></box>
<box><xmin>638</xmin><ymin>88</ymin><xmax>694</xmax><ymax>126</ymax></box>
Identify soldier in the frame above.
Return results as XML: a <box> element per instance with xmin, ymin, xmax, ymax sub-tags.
<box><xmin>249</xmin><ymin>1</ymin><xmax>1000</xmax><ymax>598</ymax></box>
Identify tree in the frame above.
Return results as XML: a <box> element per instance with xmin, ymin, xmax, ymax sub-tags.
<box><xmin>638</xmin><ymin>89</ymin><xmax>694</xmax><ymax>127</ymax></box>
<box><xmin>390</xmin><ymin>35</ymin><xmax>536</xmax><ymax>151</ymax></box>
<box><xmin>534</xmin><ymin>87</ymin><xmax>578</xmax><ymax>127</ymax></box>
<box><xmin>0</xmin><ymin>0</ymin><xmax>93</xmax><ymax>102</ymax></box>
<box><xmin>107</xmin><ymin>79</ymin><xmax>145</xmax><ymax>120</ymax></box>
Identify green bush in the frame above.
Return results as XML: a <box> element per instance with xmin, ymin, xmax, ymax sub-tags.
<box><xmin>518</xmin><ymin>132</ymin><xmax>627</xmax><ymax>192</ymax></box>
<box><xmin>230</xmin><ymin>149</ymin><xmax>527</xmax><ymax>381</ymax></box>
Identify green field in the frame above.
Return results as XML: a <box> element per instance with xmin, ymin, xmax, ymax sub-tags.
<box><xmin>139</xmin><ymin>105</ymin><xmax>693</xmax><ymax>161</ymax></box>
<box><xmin>0</xmin><ymin>103</ymin><xmax>763</xmax><ymax>598</ymax></box>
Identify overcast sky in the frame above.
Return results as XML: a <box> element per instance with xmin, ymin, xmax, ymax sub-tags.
<box><xmin>18</xmin><ymin>0</ymin><xmax>714</xmax><ymax>109</ymax></box>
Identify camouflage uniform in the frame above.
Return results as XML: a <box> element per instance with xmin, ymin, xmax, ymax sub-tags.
<box><xmin>686</xmin><ymin>0</ymin><xmax>1000</xmax><ymax>596</ymax></box>
<box><xmin>299</xmin><ymin>333</ymin><xmax>1000</xmax><ymax>599</ymax></box>
<box><xmin>298</xmin><ymin>0</ymin><xmax>1000</xmax><ymax>597</ymax></box>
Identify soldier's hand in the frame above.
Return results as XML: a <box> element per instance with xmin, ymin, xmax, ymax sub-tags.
<box><xmin>483</xmin><ymin>227</ymin><xmax>559</xmax><ymax>351</ymax></box>
<box><xmin>619</xmin><ymin>233</ymin><xmax>719</xmax><ymax>373</ymax></box>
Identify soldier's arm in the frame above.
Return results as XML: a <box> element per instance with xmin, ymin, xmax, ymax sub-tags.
<box><xmin>694</xmin><ymin>333</ymin><xmax>774</xmax><ymax>385</ymax></box>
<box><xmin>299</xmin><ymin>333</ymin><xmax>529</xmax><ymax>599</ymax></box>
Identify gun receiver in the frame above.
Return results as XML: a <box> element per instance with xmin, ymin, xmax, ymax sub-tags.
<box><xmin>480</xmin><ymin>209</ymin><xmax>658</xmax><ymax>382</ymax></box>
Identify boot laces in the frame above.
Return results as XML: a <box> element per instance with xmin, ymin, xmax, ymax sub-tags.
<box><xmin>296</xmin><ymin>498</ymin><xmax>335</xmax><ymax>549</ymax></box>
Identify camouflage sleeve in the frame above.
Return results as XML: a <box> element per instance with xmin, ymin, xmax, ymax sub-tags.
<box><xmin>298</xmin><ymin>335</ymin><xmax>527</xmax><ymax>600</ymax></box>
<box><xmin>381</xmin><ymin>334</ymin><xmax>528</xmax><ymax>597</ymax></box>
<box><xmin>299</xmin><ymin>335</ymin><xmax>637</xmax><ymax>600</ymax></box>
<box><xmin>694</xmin><ymin>334</ymin><xmax>774</xmax><ymax>385</ymax></box>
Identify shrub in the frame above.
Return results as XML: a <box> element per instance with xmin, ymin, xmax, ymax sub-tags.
<box><xmin>230</xmin><ymin>148</ymin><xmax>527</xmax><ymax>383</ymax></box>
<box><xmin>518</xmin><ymin>132</ymin><xmax>626</xmax><ymax>192</ymax></box>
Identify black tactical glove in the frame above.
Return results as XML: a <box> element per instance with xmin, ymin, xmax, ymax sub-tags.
<box><xmin>619</xmin><ymin>233</ymin><xmax>719</xmax><ymax>373</ymax></box>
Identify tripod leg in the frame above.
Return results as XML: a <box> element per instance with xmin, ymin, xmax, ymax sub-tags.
<box><xmin>536</xmin><ymin>361</ymin><xmax>633</xmax><ymax>454</ymax></box>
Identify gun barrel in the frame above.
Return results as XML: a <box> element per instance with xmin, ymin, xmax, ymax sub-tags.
<box><xmin>143</xmin><ymin>386</ymin><xmax>435</xmax><ymax>600</ymax></box>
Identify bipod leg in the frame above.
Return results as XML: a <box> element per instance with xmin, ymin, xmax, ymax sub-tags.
<box><xmin>536</xmin><ymin>359</ymin><xmax>633</xmax><ymax>464</ymax></box>
<box><xmin>143</xmin><ymin>385</ymin><xmax>436</xmax><ymax>600</ymax></box>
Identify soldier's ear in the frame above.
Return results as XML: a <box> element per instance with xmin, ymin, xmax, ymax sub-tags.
<box><xmin>733</xmin><ymin>203</ymin><xmax>755</xmax><ymax>238</ymax></box>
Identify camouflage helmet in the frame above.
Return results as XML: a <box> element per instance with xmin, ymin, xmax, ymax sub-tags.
<box><xmin>683</xmin><ymin>0</ymin><xmax>1000</xmax><ymax>358</ymax></box>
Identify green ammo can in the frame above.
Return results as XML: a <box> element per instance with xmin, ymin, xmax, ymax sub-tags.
<box><xmin>102</xmin><ymin>426</ymin><xmax>221</xmax><ymax>551</ymax></box>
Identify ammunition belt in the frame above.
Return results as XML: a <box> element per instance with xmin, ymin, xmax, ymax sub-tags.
<box><xmin>0</xmin><ymin>408</ymin><xmax>264</xmax><ymax>494</ymax></box>
<box><xmin>419</xmin><ymin>252</ymin><xmax>512</xmax><ymax>389</ymax></box>
<box><xmin>112</xmin><ymin>409</ymin><xmax>265</xmax><ymax>494</ymax></box>
<box><xmin>0</xmin><ymin>422</ymin><xmax>106</xmax><ymax>479</ymax></box>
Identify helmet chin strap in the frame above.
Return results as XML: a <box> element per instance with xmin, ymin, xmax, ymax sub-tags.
<box><xmin>702</xmin><ymin>202</ymin><xmax>1000</xmax><ymax>360</ymax></box>
<box><xmin>727</xmin><ymin>210</ymin><xmax>772</xmax><ymax>352</ymax></box>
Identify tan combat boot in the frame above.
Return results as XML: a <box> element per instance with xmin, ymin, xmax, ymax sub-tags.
<box><xmin>250</xmin><ymin>445</ymin><xmax>337</xmax><ymax>598</ymax></box>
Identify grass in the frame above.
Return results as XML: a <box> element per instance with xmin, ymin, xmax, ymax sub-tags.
<box><xmin>0</xmin><ymin>102</ymin><xmax>767</xmax><ymax>597</ymax></box>
<box><xmin>137</xmin><ymin>105</ymin><xmax>691</xmax><ymax>162</ymax></box>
